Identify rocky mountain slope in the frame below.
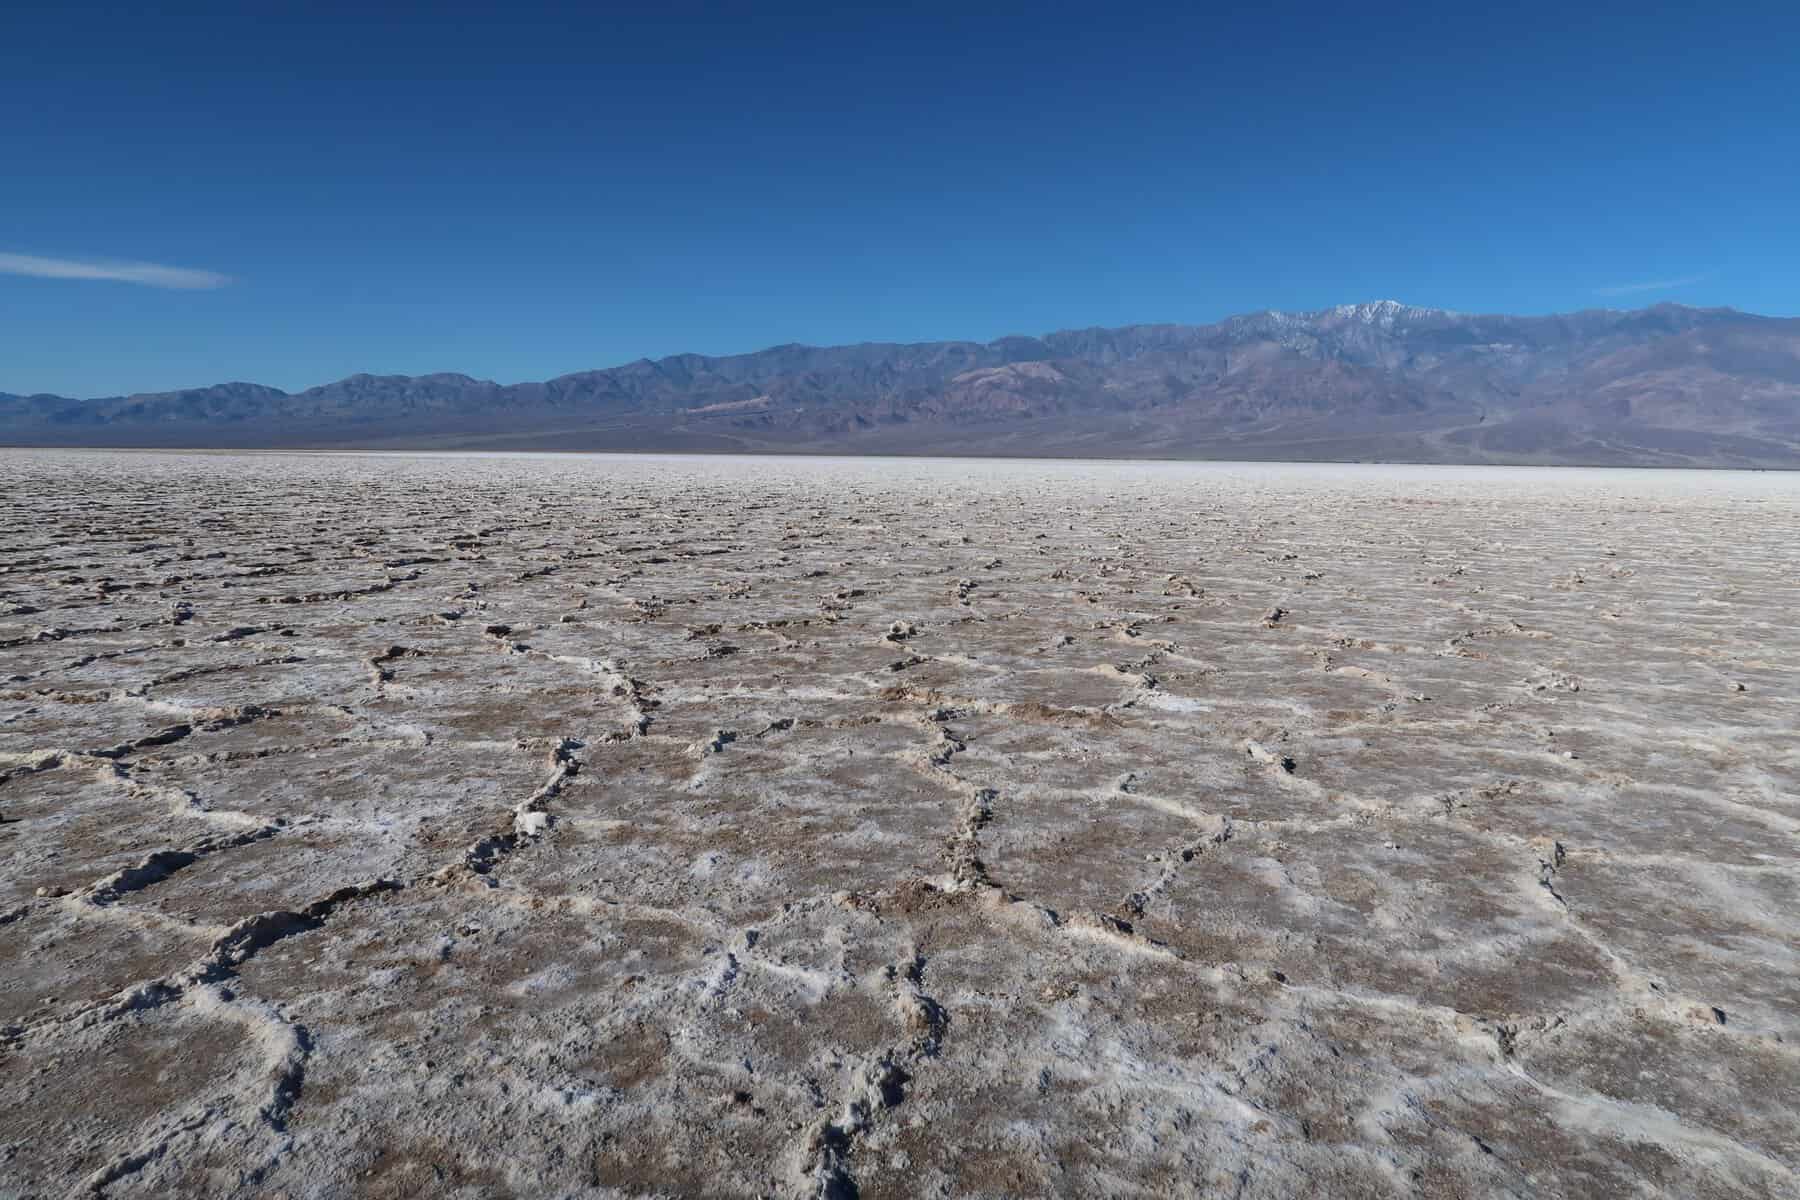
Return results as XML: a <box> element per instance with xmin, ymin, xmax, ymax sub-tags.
<box><xmin>7</xmin><ymin>301</ymin><xmax>1799</xmax><ymax>465</ymax></box>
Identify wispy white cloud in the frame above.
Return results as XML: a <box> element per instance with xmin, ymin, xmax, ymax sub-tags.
<box><xmin>1593</xmin><ymin>272</ymin><xmax>1708</xmax><ymax>297</ymax></box>
<box><xmin>0</xmin><ymin>252</ymin><xmax>231</xmax><ymax>290</ymax></box>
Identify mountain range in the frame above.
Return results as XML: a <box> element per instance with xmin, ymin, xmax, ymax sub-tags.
<box><xmin>7</xmin><ymin>301</ymin><xmax>1800</xmax><ymax>466</ymax></box>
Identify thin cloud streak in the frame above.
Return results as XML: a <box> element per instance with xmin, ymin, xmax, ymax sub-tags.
<box><xmin>0</xmin><ymin>252</ymin><xmax>231</xmax><ymax>290</ymax></box>
<box><xmin>1593</xmin><ymin>273</ymin><xmax>1708</xmax><ymax>297</ymax></box>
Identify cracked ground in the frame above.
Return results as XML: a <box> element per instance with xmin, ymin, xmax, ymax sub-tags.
<box><xmin>1</xmin><ymin>449</ymin><xmax>1796</xmax><ymax>1200</ymax></box>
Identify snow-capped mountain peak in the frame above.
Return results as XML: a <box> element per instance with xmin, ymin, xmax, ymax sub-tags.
<box><xmin>1322</xmin><ymin>300</ymin><xmax>1453</xmax><ymax>327</ymax></box>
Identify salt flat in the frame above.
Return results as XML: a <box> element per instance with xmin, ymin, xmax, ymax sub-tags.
<box><xmin>1</xmin><ymin>449</ymin><xmax>1796</xmax><ymax>1199</ymax></box>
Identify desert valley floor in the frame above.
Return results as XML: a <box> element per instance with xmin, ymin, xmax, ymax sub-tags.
<box><xmin>1</xmin><ymin>449</ymin><xmax>1796</xmax><ymax>1199</ymax></box>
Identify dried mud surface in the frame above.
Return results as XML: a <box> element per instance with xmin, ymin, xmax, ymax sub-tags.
<box><xmin>1</xmin><ymin>449</ymin><xmax>1796</xmax><ymax>1200</ymax></box>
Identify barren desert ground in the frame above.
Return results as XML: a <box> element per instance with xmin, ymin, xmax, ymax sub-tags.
<box><xmin>1</xmin><ymin>449</ymin><xmax>1797</xmax><ymax>1199</ymax></box>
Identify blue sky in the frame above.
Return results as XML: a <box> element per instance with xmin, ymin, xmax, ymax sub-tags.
<box><xmin>3</xmin><ymin>0</ymin><xmax>1796</xmax><ymax>397</ymax></box>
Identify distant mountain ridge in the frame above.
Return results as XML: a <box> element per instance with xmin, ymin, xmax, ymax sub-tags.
<box><xmin>7</xmin><ymin>301</ymin><xmax>1800</xmax><ymax>466</ymax></box>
